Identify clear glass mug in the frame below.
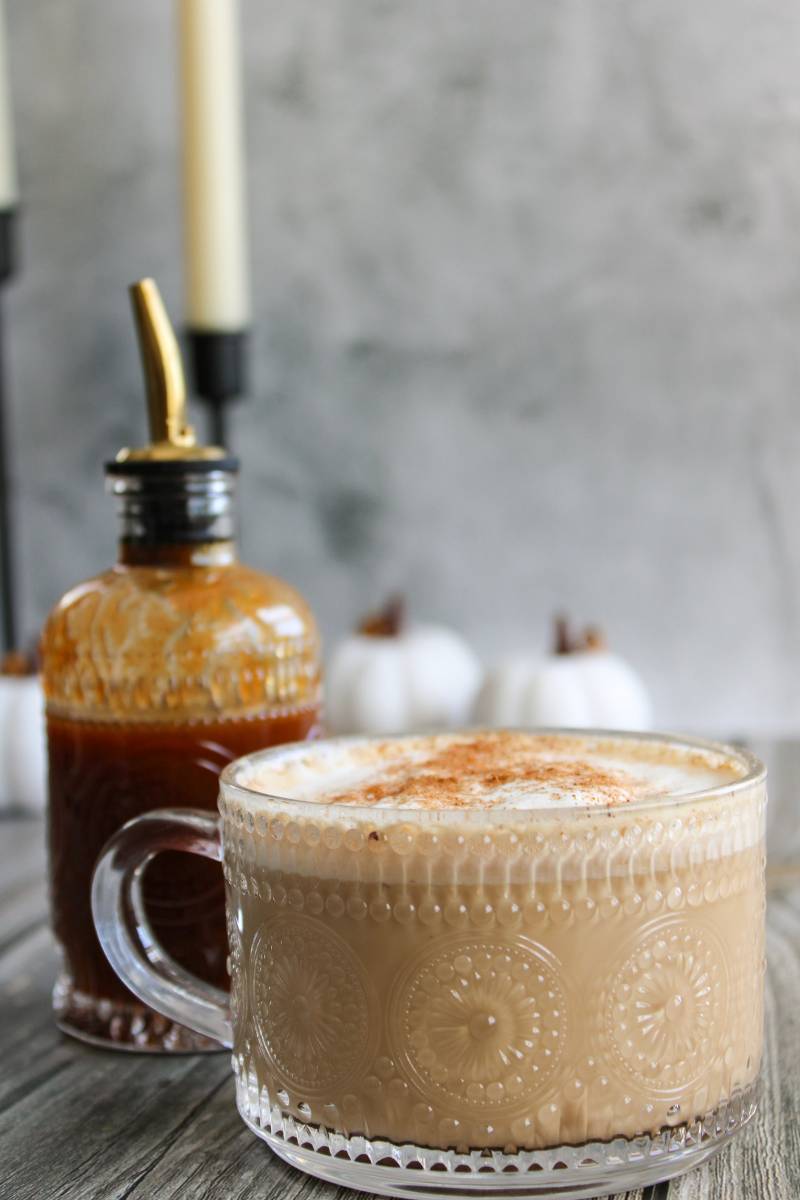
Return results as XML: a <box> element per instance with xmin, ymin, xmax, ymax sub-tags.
<box><xmin>92</xmin><ymin>731</ymin><xmax>766</xmax><ymax>1200</ymax></box>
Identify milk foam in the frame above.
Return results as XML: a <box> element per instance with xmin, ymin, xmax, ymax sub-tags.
<box><xmin>236</xmin><ymin>731</ymin><xmax>748</xmax><ymax>812</ymax></box>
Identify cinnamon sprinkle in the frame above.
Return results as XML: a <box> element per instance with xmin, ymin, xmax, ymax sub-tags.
<box><xmin>325</xmin><ymin>733</ymin><xmax>646</xmax><ymax>809</ymax></box>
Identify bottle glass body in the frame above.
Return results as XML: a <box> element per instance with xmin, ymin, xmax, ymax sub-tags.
<box><xmin>42</xmin><ymin>466</ymin><xmax>322</xmax><ymax>1050</ymax></box>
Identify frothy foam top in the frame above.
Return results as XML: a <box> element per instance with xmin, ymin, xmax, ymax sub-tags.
<box><xmin>236</xmin><ymin>731</ymin><xmax>748</xmax><ymax>812</ymax></box>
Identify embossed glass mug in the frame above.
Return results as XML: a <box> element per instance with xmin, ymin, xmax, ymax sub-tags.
<box><xmin>92</xmin><ymin>730</ymin><xmax>766</xmax><ymax>1200</ymax></box>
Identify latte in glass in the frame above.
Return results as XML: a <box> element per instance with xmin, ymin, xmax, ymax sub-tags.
<box><xmin>93</xmin><ymin>729</ymin><xmax>766</xmax><ymax>1199</ymax></box>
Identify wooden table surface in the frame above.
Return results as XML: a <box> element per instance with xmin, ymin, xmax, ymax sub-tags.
<box><xmin>1</xmin><ymin>736</ymin><xmax>799</xmax><ymax>1200</ymax></box>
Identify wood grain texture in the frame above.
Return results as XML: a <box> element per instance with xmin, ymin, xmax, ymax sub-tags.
<box><xmin>1</xmin><ymin>745</ymin><xmax>798</xmax><ymax>1200</ymax></box>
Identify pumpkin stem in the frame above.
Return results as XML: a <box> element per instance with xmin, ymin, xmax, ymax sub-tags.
<box><xmin>358</xmin><ymin>594</ymin><xmax>405</xmax><ymax>638</ymax></box>
<box><xmin>553</xmin><ymin>614</ymin><xmax>574</xmax><ymax>655</ymax></box>
<box><xmin>553</xmin><ymin>616</ymin><xmax>608</xmax><ymax>655</ymax></box>
<box><xmin>582</xmin><ymin>625</ymin><xmax>607</xmax><ymax>653</ymax></box>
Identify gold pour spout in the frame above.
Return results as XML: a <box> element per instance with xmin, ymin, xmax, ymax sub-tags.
<box><xmin>117</xmin><ymin>278</ymin><xmax>224</xmax><ymax>462</ymax></box>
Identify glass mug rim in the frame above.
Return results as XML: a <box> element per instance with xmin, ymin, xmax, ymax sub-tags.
<box><xmin>218</xmin><ymin>726</ymin><xmax>766</xmax><ymax>820</ymax></box>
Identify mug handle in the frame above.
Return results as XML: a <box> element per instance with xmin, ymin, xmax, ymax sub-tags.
<box><xmin>91</xmin><ymin>808</ymin><xmax>233</xmax><ymax>1048</ymax></box>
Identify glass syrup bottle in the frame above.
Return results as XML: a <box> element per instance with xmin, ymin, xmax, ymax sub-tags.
<box><xmin>42</xmin><ymin>279</ymin><xmax>322</xmax><ymax>1050</ymax></box>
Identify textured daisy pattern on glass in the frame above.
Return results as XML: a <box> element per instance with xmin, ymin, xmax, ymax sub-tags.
<box><xmin>393</xmin><ymin>935</ymin><xmax>566</xmax><ymax>1112</ymax></box>
<box><xmin>605</xmin><ymin>919</ymin><xmax>727</xmax><ymax>1092</ymax></box>
<box><xmin>250</xmin><ymin>913</ymin><xmax>372</xmax><ymax>1094</ymax></box>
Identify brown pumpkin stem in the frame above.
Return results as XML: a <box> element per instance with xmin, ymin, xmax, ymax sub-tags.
<box><xmin>582</xmin><ymin>625</ymin><xmax>607</xmax><ymax>652</ymax></box>
<box><xmin>358</xmin><ymin>594</ymin><xmax>405</xmax><ymax>638</ymax></box>
<box><xmin>554</xmin><ymin>614</ymin><xmax>574</xmax><ymax>655</ymax></box>
<box><xmin>553</xmin><ymin>615</ymin><xmax>607</xmax><ymax>655</ymax></box>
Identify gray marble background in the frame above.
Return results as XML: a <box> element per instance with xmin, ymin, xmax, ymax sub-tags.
<box><xmin>7</xmin><ymin>0</ymin><xmax>800</xmax><ymax>733</ymax></box>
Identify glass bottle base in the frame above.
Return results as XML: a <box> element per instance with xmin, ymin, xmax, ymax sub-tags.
<box><xmin>235</xmin><ymin>1074</ymin><xmax>759</xmax><ymax>1200</ymax></box>
<box><xmin>53</xmin><ymin>973</ymin><xmax>223</xmax><ymax>1054</ymax></box>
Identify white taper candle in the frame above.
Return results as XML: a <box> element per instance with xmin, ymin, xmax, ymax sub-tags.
<box><xmin>0</xmin><ymin>0</ymin><xmax>18</xmax><ymax>211</ymax></box>
<box><xmin>179</xmin><ymin>0</ymin><xmax>249</xmax><ymax>331</ymax></box>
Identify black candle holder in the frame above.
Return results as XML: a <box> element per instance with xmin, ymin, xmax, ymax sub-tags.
<box><xmin>0</xmin><ymin>205</ymin><xmax>18</xmax><ymax>654</ymax></box>
<box><xmin>186</xmin><ymin>328</ymin><xmax>248</xmax><ymax>450</ymax></box>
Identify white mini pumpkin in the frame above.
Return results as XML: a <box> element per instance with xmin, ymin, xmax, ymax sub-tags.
<box><xmin>475</xmin><ymin>618</ymin><xmax>652</xmax><ymax>731</ymax></box>
<box><xmin>327</xmin><ymin>598</ymin><xmax>483</xmax><ymax>736</ymax></box>
<box><xmin>0</xmin><ymin>672</ymin><xmax>47</xmax><ymax>813</ymax></box>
